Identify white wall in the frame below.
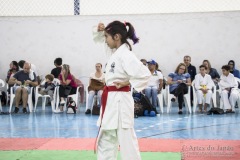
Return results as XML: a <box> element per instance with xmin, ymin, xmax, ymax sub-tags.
<box><xmin>0</xmin><ymin>11</ymin><xmax>240</xmax><ymax>83</ymax></box>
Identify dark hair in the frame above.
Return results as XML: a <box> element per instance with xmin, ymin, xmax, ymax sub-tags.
<box><xmin>45</xmin><ymin>74</ymin><xmax>54</xmax><ymax>81</ymax></box>
<box><xmin>54</xmin><ymin>58</ymin><xmax>62</xmax><ymax>66</ymax></box>
<box><xmin>105</xmin><ymin>21</ymin><xmax>139</xmax><ymax>51</ymax></box>
<box><xmin>175</xmin><ymin>63</ymin><xmax>188</xmax><ymax>73</ymax></box>
<box><xmin>12</xmin><ymin>61</ymin><xmax>19</xmax><ymax>71</ymax></box>
<box><xmin>199</xmin><ymin>65</ymin><xmax>207</xmax><ymax>70</ymax></box>
<box><xmin>221</xmin><ymin>65</ymin><xmax>230</xmax><ymax>71</ymax></box>
<box><xmin>96</xmin><ymin>63</ymin><xmax>102</xmax><ymax>68</ymax></box>
<box><xmin>18</xmin><ymin>60</ymin><xmax>26</xmax><ymax>69</ymax></box>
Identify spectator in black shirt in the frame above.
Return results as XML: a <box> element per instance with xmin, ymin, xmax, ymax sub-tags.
<box><xmin>184</xmin><ymin>55</ymin><xmax>196</xmax><ymax>106</ymax></box>
<box><xmin>184</xmin><ymin>55</ymin><xmax>196</xmax><ymax>81</ymax></box>
<box><xmin>51</xmin><ymin>58</ymin><xmax>62</xmax><ymax>78</ymax></box>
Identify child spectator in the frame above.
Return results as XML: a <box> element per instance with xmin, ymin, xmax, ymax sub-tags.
<box><xmin>39</xmin><ymin>74</ymin><xmax>55</xmax><ymax>101</ymax></box>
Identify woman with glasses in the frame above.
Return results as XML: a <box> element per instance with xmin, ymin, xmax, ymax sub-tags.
<box><xmin>167</xmin><ymin>63</ymin><xmax>192</xmax><ymax>114</ymax></box>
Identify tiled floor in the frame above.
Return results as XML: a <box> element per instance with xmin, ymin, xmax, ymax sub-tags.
<box><xmin>0</xmin><ymin>104</ymin><xmax>239</xmax><ymax>140</ymax></box>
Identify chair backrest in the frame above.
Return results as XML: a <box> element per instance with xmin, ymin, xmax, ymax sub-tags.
<box><xmin>53</xmin><ymin>78</ymin><xmax>60</xmax><ymax>85</ymax></box>
<box><xmin>235</xmin><ymin>77</ymin><xmax>240</xmax><ymax>82</ymax></box>
<box><xmin>0</xmin><ymin>79</ymin><xmax>5</xmax><ymax>88</ymax></box>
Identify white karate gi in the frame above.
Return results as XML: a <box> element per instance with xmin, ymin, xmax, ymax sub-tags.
<box><xmin>194</xmin><ymin>74</ymin><xmax>214</xmax><ymax>104</ymax></box>
<box><xmin>219</xmin><ymin>73</ymin><xmax>239</xmax><ymax>111</ymax></box>
<box><xmin>93</xmin><ymin>27</ymin><xmax>151</xmax><ymax>160</ymax></box>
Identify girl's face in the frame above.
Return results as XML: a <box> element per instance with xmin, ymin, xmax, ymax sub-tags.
<box><xmin>95</xmin><ymin>64</ymin><xmax>102</xmax><ymax>72</ymax></box>
<box><xmin>203</xmin><ymin>62</ymin><xmax>209</xmax><ymax>68</ymax></box>
<box><xmin>105</xmin><ymin>32</ymin><xmax>116</xmax><ymax>49</ymax></box>
<box><xmin>62</xmin><ymin>68</ymin><xmax>66</xmax><ymax>74</ymax></box>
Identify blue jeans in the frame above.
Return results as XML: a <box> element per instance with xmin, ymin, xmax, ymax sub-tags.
<box><xmin>87</xmin><ymin>90</ymin><xmax>103</xmax><ymax>109</ymax></box>
<box><xmin>144</xmin><ymin>86</ymin><xmax>158</xmax><ymax>108</ymax></box>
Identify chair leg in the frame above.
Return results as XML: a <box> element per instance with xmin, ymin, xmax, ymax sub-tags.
<box><xmin>51</xmin><ymin>100</ymin><xmax>55</xmax><ymax>112</ymax></box>
<box><xmin>167</xmin><ymin>97</ymin><xmax>171</xmax><ymax>113</ymax></box>
<box><xmin>9</xmin><ymin>97</ymin><xmax>14</xmax><ymax>113</ymax></box>
<box><xmin>42</xmin><ymin>97</ymin><xmax>46</xmax><ymax>110</ymax></box>
<box><xmin>157</xmin><ymin>94</ymin><xmax>163</xmax><ymax>113</ymax></box>
<box><xmin>34</xmin><ymin>96</ymin><xmax>39</xmax><ymax>112</ymax></box>
<box><xmin>212</xmin><ymin>95</ymin><xmax>217</xmax><ymax>108</ymax></box>
<box><xmin>184</xmin><ymin>96</ymin><xmax>191</xmax><ymax>113</ymax></box>
<box><xmin>0</xmin><ymin>103</ymin><xmax>2</xmax><ymax>112</ymax></box>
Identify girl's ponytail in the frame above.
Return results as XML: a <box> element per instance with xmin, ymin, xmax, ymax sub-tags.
<box><xmin>125</xmin><ymin>22</ymin><xmax>139</xmax><ymax>45</ymax></box>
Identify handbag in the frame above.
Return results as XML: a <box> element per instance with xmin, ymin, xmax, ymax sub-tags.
<box><xmin>88</xmin><ymin>79</ymin><xmax>104</xmax><ymax>92</ymax></box>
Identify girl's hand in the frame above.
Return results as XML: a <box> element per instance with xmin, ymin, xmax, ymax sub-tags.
<box><xmin>98</xmin><ymin>23</ymin><xmax>105</xmax><ymax>32</ymax></box>
<box><xmin>113</xmin><ymin>81</ymin><xmax>130</xmax><ymax>89</ymax></box>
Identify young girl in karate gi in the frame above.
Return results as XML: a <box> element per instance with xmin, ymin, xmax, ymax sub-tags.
<box><xmin>94</xmin><ymin>21</ymin><xmax>151</xmax><ymax>160</ymax></box>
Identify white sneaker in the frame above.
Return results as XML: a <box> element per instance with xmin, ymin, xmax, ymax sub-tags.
<box><xmin>54</xmin><ymin>108</ymin><xmax>63</xmax><ymax>113</ymax></box>
<box><xmin>60</xmin><ymin>100</ymin><xmax>66</xmax><ymax>105</ymax></box>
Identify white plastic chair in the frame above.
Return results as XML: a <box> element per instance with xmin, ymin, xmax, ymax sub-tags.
<box><xmin>157</xmin><ymin>89</ymin><xmax>165</xmax><ymax>113</ymax></box>
<box><xmin>192</xmin><ymin>80</ymin><xmax>216</xmax><ymax>112</ymax></box>
<box><xmin>55</xmin><ymin>86</ymin><xmax>80</xmax><ymax>112</ymax></box>
<box><xmin>34</xmin><ymin>78</ymin><xmax>60</xmax><ymax>112</ymax></box>
<box><xmin>0</xmin><ymin>79</ymin><xmax>6</xmax><ymax>112</ymax></box>
<box><xmin>9</xmin><ymin>85</ymin><xmax>33</xmax><ymax>113</ymax></box>
<box><xmin>85</xmin><ymin>85</ymin><xmax>100</xmax><ymax>112</ymax></box>
<box><xmin>166</xmin><ymin>84</ymin><xmax>192</xmax><ymax>113</ymax></box>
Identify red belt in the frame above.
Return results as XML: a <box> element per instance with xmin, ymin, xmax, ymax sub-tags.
<box><xmin>101</xmin><ymin>85</ymin><xmax>130</xmax><ymax>119</ymax></box>
<box><xmin>94</xmin><ymin>85</ymin><xmax>130</xmax><ymax>153</ymax></box>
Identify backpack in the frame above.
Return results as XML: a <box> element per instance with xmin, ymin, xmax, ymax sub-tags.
<box><xmin>133</xmin><ymin>92</ymin><xmax>154</xmax><ymax>116</ymax></box>
<box><xmin>66</xmin><ymin>98</ymin><xmax>77</xmax><ymax>114</ymax></box>
<box><xmin>92</xmin><ymin>96</ymin><xmax>100</xmax><ymax>115</ymax></box>
<box><xmin>133</xmin><ymin>97</ymin><xmax>144</xmax><ymax>116</ymax></box>
<box><xmin>207</xmin><ymin>107</ymin><xmax>224</xmax><ymax>115</ymax></box>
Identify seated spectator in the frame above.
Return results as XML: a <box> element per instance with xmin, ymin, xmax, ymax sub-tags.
<box><xmin>51</xmin><ymin>58</ymin><xmax>62</xmax><ymax>78</ymax></box>
<box><xmin>184</xmin><ymin>55</ymin><xmax>196</xmax><ymax>106</ymax></box>
<box><xmin>18</xmin><ymin>60</ymin><xmax>40</xmax><ymax>84</ymax></box>
<box><xmin>38</xmin><ymin>74</ymin><xmax>55</xmax><ymax>101</ymax></box>
<box><xmin>6</xmin><ymin>61</ymin><xmax>19</xmax><ymax>83</ymax></box>
<box><xmin>219</xmin><ymin>65</ymin><xmax>239</xmax><ymax>113</ymax></box>
<box><xmin>194</xmin><ymin>65</ymin><xmax>214</xmax><ymax>113</ymax></box>
<box><xmin>167</xmin><ymin>63</ymin><xmax>191</xmax><ymax>114</ymax></box>
<box><xmin>184</xmin><ymin>55</ymin><xmax>196</xmax><ymax>81</ymax></box>
<box><xmin>202</xmin><ymin>60</ymin><xmax>220</xmax><ymax>86</ymax></box>
<box><xmin>144</xmin><ymin>60</ymin><xmax>163</xmax><ymax>114</ymax></box>
<box><xmin>8</xmin><ymin>62</ymin><xmax>38</xmax><ymax>113</ymax></box>
<box><xmin>85</xmin><ymin>63</ymin><xmax>105</xmax><ymax>114</ymax></box>
<box><xmin>228</xmin><ymin>60</ymin><xmax>240</xmax><ymax>78</ymax></box>
<box><xmin>57</xmin><ymin>64</ymin><xmax>78</xmax><ymax>112</ymax></box>
<box><xmin>6</xmin><ymin>61</ymin><xmax>19</xmax><ymax>95</ymax></box>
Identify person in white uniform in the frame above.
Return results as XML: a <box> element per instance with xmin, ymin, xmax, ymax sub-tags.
<box><xmin>93</xmin><ymin>21</ymin><xmax>151</xmax><ymax>160</ymax></box>
<box><xmin>219</xmin><ymin>65</ymin><xmax>239</xmax><ymax>113</ymax></box>
<box><xmin>194</xmin><ymin>65</ymin><xmax>214</xmax><ymax>112</ymax></box>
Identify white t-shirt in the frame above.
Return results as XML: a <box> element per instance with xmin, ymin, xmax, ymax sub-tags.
<box><xmin>90</xmin><ymin>72</ymin><xmax>105</xmax><ymax>82</ymax></box>
<box><xmin>30</xmin><ymin>63</ymin><xmax>39</xmax><ymax>77</ymax></box>
<box><xmin>147</xmin><ymin>70</ymin><xmax>163</xmax><ymax>87</ymax></box>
